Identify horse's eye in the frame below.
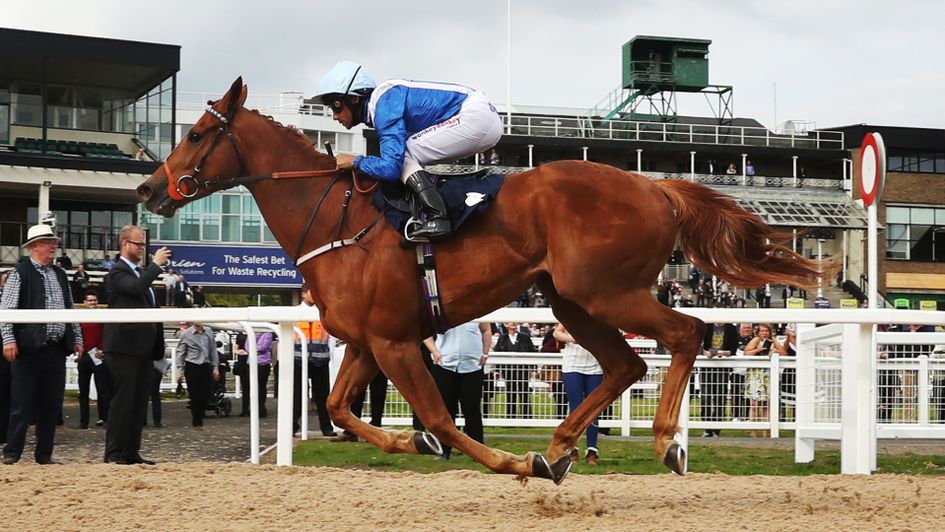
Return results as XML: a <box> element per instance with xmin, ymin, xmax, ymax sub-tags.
<box><xmin>188</xmin><ymin>131</ymin><xmax>202</xmax><ymax>143</ymax></box>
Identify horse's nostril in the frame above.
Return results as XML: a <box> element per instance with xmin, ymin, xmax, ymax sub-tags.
<box><xmin>137</xmin><ymin>184</ymin><xmax>153</xmax><ymax>201</ymax></box>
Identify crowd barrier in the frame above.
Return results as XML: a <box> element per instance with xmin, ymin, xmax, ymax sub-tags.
<box><xmin>4</xmin><ymin>306</ymin><xmax>945</xmax><ymax>473</ymax></box>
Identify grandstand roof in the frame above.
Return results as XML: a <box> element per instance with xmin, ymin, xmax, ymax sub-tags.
<box><xmin>0</xmin><ymin>28</ymin><xmax>179</xmax><ymax>99</ymax></box>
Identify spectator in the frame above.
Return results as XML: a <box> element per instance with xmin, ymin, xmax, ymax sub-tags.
<box><xmin>1</xmin><ymin>224</ymin><xmax>83</xmax><ymax>465</ymax></box>
<box><xmin>102</xmin><ymin>226</ymin><xmax>168</xmax><ymax>466</ymax></box>
<box><xmin>146</xmin><ymin>356</ymin><xmax>170</xmax><ymax>428</ymax></box>
<box><xmin>294</xmin><ymin>284</ymin><xmax>335</xmax><ymax>437</ymax></box>
<box><xmin>234</xmin><ymin>331</ymin><xmax>273</xmax><ymax>418</ymax></box>
<box><xmin>192</xmin><ymin>285</ymin><xmax>207</xmax><ymax>308</ymax></box>
<box><xmin>743</xmin><ymin>323</ymin><xmax>785</xmax><ymax>437</ymax></box>
<box><xmin>701</xmin><ymin>320</ymin><xmax>738</xmax><ymax>437</ymax></box>
<box><xmin>489</xmin><ymin>149</ymin><xmax>500</xmax><ymax>166</ymax></box>
<box><xmin>72</xmin><ymin>264</ymin><xmax>90</xmax><ymax>303</ymax></box>
<box><xmin>706</xmin><ymin>159</ymin><xmax>716</xmax><ymax>175</ymax></box>
<box><xmin>554</xmin><ymin>324</ymin><xmax>603</xmax><ymax>465</ymax></box>
<box><xmin>422</xmin><ymin>321</ymin><xmax>490</xmax><ymax>459</ymax></box>
<box><xmin>931</xmin><ymin>344</ymin><xmax>945</xmax><ymax>422</ymax></box>
<box><xmin>492</xmin><ymin>321</ymin><xmax>537</xmax><ymax>418</ymax></box>
<box><xmin>175</xmin><ymin>274</ymin><xmax>190</xmax><ymax>308</ymax></box>
<box><xmin>745</xmin><ymin>160</ymin><xmax>755</xmax><ymax>176</ymax></box>
<box><xmin>77</xmin><ymin>291</ymin><xmax>111</xmax><ymax>429</ymax></box>
<box><xmin>779</xmin><ymin>325</ymin><xmax>798</xmax><ymax>422</ymax></box>
<box><xmin>163</xmin><ymin>267</ymin><xmax>179</xmax><ymax>307</ymax></box>
<box><xmin>725</xmin><ymin>163</ymin><xmax>737</xmax><ymax>175</ymax></box>
<box><xmin>0</xmin><ymin>270</ymin><xmax>11</xmax><ymax>444</ymax></box>
<box><xmin>175</xmin><ymin>323</ymin><xmax>219</xmax><ymax>429</ymax></box>
<box><xmin>731</xmin><ymin>323</ymin><xmax>754</xmax><ymax>422</ymax></box>
<box><xmin>99</xmin><ymin>254</ymin><xmax>115</xmax><ymax>271</ymax></box>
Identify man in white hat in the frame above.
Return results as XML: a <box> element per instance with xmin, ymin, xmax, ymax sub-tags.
<box><xmin>1</xmin><ymin>224</ymin><xmax>83</xmax><ymax>465</ymax></box>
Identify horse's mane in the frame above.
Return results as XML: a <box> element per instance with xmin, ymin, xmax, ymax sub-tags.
<box><xmin>243</xmin><ymin>107</ymin><xmax>320</xmax><ymax>154</ymax></box>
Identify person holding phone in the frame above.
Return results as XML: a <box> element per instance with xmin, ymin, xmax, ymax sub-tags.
<box><xmin>742</xmin><ymin>323</ymin><xmax>785</xmax><ymax>437</ymax></box>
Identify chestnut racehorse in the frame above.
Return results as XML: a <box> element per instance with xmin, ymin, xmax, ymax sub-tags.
<box><xmin>138</xmin><ymin>78</ymin><xmax>828</xmax><ymax>483</ymax></box>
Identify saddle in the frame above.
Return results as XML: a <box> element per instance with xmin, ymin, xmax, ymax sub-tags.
<box><xmin>371</xmin><ymin>169</ymin><xmax>504</xmax><ymax>240</ymax></box>
<box><xmin>370</xmin><ymin>169</ymin><xmax>506</xmax><ymax>334</ymax></box>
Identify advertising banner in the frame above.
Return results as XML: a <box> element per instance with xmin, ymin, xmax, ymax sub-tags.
<box><xmin>151</xmin><ymin>243</ymin><xmax>300</xmax><ymax>287</ymax></box>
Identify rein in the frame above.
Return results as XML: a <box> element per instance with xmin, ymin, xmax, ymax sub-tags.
<box><xmin>163</xmin><ymin>103</ymin><xmax>383</xmax><ymax>266</ymax></box>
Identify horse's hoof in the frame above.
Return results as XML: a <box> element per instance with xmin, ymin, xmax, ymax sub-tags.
<box><xmin>531</xmin><ymin>453</ymin><xmax>573</xmax><ymax>485</ymax></box>
<box><xmin>413</xmin><ymin>431</ymin><xmax>444</xmax><ymax>456</ymax></box>
<box><xmin>662</xmin><ymin>441</ymin><xmax>688</xmax><ymax>476</ymax></box>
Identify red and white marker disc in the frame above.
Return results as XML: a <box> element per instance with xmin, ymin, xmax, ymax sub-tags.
<box><xmin>859</xmin><ymin>132</ymin><xmax>886</xmax><ymax>207</ymax></box>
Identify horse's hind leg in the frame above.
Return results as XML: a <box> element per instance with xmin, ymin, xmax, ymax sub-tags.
<box><xmin>325</xmin><ymin>344</ymin><xmax>425</xmax><ymax>454</ymax></box>
<box><xmin>539</xmin><ymin>280</ymin><xmax>648</xmax><ymax>464</ymax></box>
<box><xmin>593</xmin><ymin>289</ymin><xmax>705</xmax><ymax>475</ymax></box>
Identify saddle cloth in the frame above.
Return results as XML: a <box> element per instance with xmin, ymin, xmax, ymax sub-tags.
<box><xmin>371</xmin><ymin>172</ymin><xmax>505</xmax><ymax>235</ymax></box>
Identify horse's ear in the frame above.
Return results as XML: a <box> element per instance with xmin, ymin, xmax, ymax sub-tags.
<box><xmin>238</xmin><ymin>83</ymin><xmax>248</xmax><ymax>107</ymax></box>
<box><xmin>224</xmin><ymin>76</ymin><xmax>245</xmax><ymax>110</ymax></box>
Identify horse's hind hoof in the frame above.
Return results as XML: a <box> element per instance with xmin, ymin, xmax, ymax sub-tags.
<box><xmin>413</xmin><ymin>431</ymin><xmax>444</xmax><ymax>456</ymax></box>
<box><xmin>531</xmin><ymin>453</ymin><xmax>573</xmax><ymax>485</ymax></box>
<box><xmin>662</xmin><ymin>441</ymin><xmax>688</xmax><ymax>476</ymax></box>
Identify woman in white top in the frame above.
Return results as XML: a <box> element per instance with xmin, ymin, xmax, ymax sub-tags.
<box><xmin>553</xmin><ymin>323</ymin><xmax>603</xmax><ymax>465</ymax></box>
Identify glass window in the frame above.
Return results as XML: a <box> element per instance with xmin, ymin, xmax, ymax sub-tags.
<box><xmin>0</xmin><ymin>104</ymin><xmax>9</xmax><ymax>144</ymax></box>
<box><xmin>202</xmin><ymin>214</ymin><xmax>220</xmax><ymax>241</ymax></box>
<box><xmin>910</xmin><ymin>225</ymin><xmax>933</xmax><ymax>261</ymax></box>
<box><xmin>919</xmin><ymin>154</ymin><xmax>935</xmax><ymax>173</ymax></box>
<box><xmin>160</xmin><ymin>218</ymin><xmax>179</xmax><ymax>240</ymax></box>
<box><xmin>335</xmin><ymin>132</ymin><xmax>353</xmax><ymax>152</ymax></box>
<box><xmin>888</xmin><ymin>155</ymin><xmax>903</xmax><ymax>172</ymax></box>
<box><xmin>222</xmin><ymin>194</ymin><xmax>241</xmax><ymax>214</ymax></box>
<box><xmin>222</xmin><ymin>214</ymin><xmax>240</xmax><ymax>242</ymax></box>
<box><xmin>243</xmin><ymin>216</ymin><xmax>262</xmax><ymax>242</ymax></box>
<box><xmin>263</xmin><ymin>225</ymin><xmax>277</xmax><ymax>242</ymax></box>
<box><xmin>886</xmin><ymin>206</ymin><xmax>910</xmax><ymax>224</ymax></box>
<box><xmin>886</xmin><ymin>238</ymin><xmax>908</xmax><ymax>259</ymax></box>
<box><xmin>911</xmin><ymin>208</ymin><xmax>934</xmax><ymax>225</ymax></box>
<box><xmin>242</xmin><ymin>195</ymin><xmax>259</xmax><ymax>215</ymax></box>
<box><xmin>179</xmin><ymin>214</ymin><xmax>200</xmax><ymax>241</ymax></box>
<box><xmin>935</xmin><ymin>209</ymin><xmax>945</xmax><ymax>226</ymax></box>
<box><xmin>113</xmin><ymin>211</ymin><xmax>133</xmax><ymax>228</ymax></box>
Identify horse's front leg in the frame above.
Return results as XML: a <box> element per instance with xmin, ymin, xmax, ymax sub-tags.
<box><xmin>371</xmin><ymin>339</ymin><xmax>566</xmax><ymax>483</ymax></box>
<box><xmin>325</xmin><ymin>344</ymin><xmax>420</xmax><ymax>454</ymax></box>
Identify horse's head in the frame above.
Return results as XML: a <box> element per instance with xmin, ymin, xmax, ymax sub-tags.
<box><xmin>138</xmin><ymin>77</ymin><xmax>248</xmax><ymax>217</ymax></box>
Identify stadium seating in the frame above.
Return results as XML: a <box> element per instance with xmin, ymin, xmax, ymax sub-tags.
<box><xmin>12</xmin><ymin>137</ymin><xmax>130</xmax><ymax>159</ymax></box>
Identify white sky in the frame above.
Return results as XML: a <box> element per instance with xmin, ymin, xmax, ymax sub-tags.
<box><xmin>6</xmin><ymin>0</ymin><xmax>945</xmax><ymax>130</ymax></box>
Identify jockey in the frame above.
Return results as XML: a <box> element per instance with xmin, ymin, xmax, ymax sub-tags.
<box><xmin>312</xmin><ymin>60</ymin><xmax>503</xmax><ymax>240</ymax></box>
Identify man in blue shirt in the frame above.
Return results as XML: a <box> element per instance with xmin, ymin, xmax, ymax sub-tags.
<box><xmin>312</xmin><ymin>60</ymin><xmax>502</xmax><ymax>240</ymax></box>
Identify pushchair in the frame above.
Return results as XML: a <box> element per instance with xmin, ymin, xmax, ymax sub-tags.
<box><xmin>205</xmin><ymin>358</ymin><xmax>233</xmax><ymax>417</ymax></box>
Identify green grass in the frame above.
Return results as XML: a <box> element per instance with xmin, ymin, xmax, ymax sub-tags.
<box><xmin>294</xmin><ymin>434</ymin><xmax>945</xmax><ymax>476</ymax></box>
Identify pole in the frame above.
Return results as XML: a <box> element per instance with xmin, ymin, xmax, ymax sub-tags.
<box><xmin>276</xmin><ymin>321</ymin><xmax>295</xmax><ymax>465</ymax></box>
<box><xmin>868</xmin><ymin>204</ymin><xmax>878</xmax><ymax>308</ymax></box>
<box><xmin>505</xmin><ymin>0</ymin><xmax>511</xmax><ymax>134</ymax></box>
<box><xmin>689</xmin><ymin>151</ymin><xmax>696</xmax><ymax>181</ymax></box>
<box><xmin>636</xmin><ymin>149</ymin><xmax>642</xmax><ymax>172</ymax></box>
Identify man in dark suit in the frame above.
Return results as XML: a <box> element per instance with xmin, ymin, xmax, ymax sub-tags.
<box><xmin>103</xmin><ymin>225</ymin><xmax>171</xmax><ymax>465</ymax></box>
<box><xmin>492</xmin><ymin>321</ymin><xmax>536</xmax><ymax>418</ymax></box>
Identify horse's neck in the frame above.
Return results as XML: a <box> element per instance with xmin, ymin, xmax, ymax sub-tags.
<box><xmin>237</xmin><ymin>123</ymin><xmax>373</xmax><ymax>261</ymax></box>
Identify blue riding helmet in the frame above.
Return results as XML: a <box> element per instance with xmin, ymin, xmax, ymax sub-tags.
<box><xmin>312</xmin><ymin>60</ymin><xmax>377</xmax><ymax>105</ymax></box>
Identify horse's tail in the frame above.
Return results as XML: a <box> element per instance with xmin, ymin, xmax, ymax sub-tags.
<box><xmin>653</xmin><ymin>179</ymin><xmax>835</xmax><ymax>289</ymax></box>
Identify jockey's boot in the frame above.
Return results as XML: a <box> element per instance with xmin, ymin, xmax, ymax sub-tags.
<box><xmin>405</xmin><ymin>170</ymin><xmax>451</xmax><ymax>240</ymax></box>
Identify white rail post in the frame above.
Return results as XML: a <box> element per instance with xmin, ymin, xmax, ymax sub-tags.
<box><xmin>794</xmin><ymin>323</ymin><xmax>815</xmax><ymax>463</ymax></box>
<box><xmin>840</xmin><ymin>323</ymin><xmax>873</xmax><ymax>474</ymax></box>
<box><xmin>678</xmin><ymin>380</ymin><xmax>690</xmax><ymax>455</ymax></box>
<box><xmin>238</xmin><ymin>322</ymin><xmax>260</xmax><ymax>464</ymax></box>
<box><xmin>768</xmin><ymin>352</ymin><xmax>781</xmax><ymax>438</ymax></box>
<box><xmin>297</xmin><ymin>326</ymin><xmax>309</xmax><ymax>440</ymax></box>
<box><xmin>918</xmin><ymin>355</ymin><xmax>930</xmax><ymax>425</ymax></box>
<box><xmin>276</xmin><ymin>320</ymin><xmax>295</xmax><ymax>465</ymax></box>
<box><xmin>620</xmin><ymin>386</ymin><xmax>631</xmax><ymax>436</ymax></box>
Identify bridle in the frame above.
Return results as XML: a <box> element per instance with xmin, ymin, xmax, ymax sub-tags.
<box><xmin>162</xmin><ymin>102</ymin><xmax>384</xmax><ymax>266</ymax></box>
